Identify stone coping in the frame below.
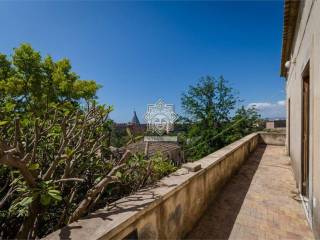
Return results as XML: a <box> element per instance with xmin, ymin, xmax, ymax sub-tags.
<box><xmin>44</xmin><ymin>133</ymin><xmax>260</xmax><ymax>240</ymax></box>
<box><xmin>258</xmin><ymin>131</ymin><xmax>286</xmax><ymax>146</ymax></box>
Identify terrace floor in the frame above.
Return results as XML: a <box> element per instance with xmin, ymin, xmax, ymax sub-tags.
<box><xmin>186</xmin><ymin>145</ymin><xmax>314</xmax><ymax>240</ymax></box>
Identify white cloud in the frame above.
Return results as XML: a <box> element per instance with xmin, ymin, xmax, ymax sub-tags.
<box><xmin>247</xmin><ymin>100</ymin><xmax>286</xmax><ymax>119</ymax></box>
<box><xmin>247</xmin><ymin>102</ymin><xmax>272</xmax><ymax>109</ymax></box>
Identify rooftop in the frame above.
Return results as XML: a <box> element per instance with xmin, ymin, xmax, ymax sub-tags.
<box><xmin>131</xmin><ymin>111</ymin><xmax>141</xmax><ymax>125</ymax></box>
<box><xmin>123</xmin><ymin>141</ymin><xmax>181</xmax><ymax>156</ymax></box>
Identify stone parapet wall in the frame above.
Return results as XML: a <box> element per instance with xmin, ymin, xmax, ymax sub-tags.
<box><xmin>45</xmin><ymin>133</ymin><xmax>261</xmax><ymax>240</ymax></box>
<box><xmin>259</xmin><ymin>132</ymin><xmax>286</xmax><ymax>146</ymax></box>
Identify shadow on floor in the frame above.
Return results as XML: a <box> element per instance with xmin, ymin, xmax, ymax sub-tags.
<box><xmin>185</xmin><ymin>145</ymin><xmax>267</xmax><ymax>240</ymax></box>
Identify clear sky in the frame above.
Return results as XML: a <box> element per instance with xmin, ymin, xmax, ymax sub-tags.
<box><xmin>0</xmin><ymin>1</ymin><xmax>286</xmax><ymax>122</ymax></box>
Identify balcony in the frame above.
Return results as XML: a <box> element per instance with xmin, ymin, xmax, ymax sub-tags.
<box><xmin>45</xmin><ymin>132</ymin><xmax>313</xmax><ymax>240</ymax></box>
<box><xmin>186</xmin><ymin>144</ymin><xmax>313</xmax><ymax>240</ymax></box>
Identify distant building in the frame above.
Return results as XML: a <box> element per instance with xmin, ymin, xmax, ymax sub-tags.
<box><xmin>130</xmin><ymin>110</ymin><xmax>140</xmax><ymax>125</ymax></box>
<box><xmin>113</xmin><ymin>111</ymin><xmax>184</xmax><ymax>165</ymax></box>
<box><xmin>265</xmin><ymin>119</ymin><xmax>286</xmax><ymax>129</ymax></box>
<box><xmin>128</xmin><ymin>111</ymin><xmax>146</xmax><ymax>134</ymax></box>
<box><xmin>114</xmin><ymin>111</ymin><xmax>147</xmax><ymax>134</ymax></box>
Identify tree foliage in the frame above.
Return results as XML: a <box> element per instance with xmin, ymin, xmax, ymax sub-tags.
<box><xmin>225</xmin><ymin>106</ymin><xmax>263</xmax><ymax>143</ymax></box>
<box><xmin>181</xmin><ymin>76</ymin><xmax>237</xmax><ymax>128</ymax></box>
<box><xmin>181</xmin><ymin>75</ymin><xmax>262</xmax><ymax>160</ymax></box>
<box><xmin>0</xmin><ymin>43</ymin><xmax>100</xmax><ymax>117</ymax></box>
<box><xmin>0</xmin><ymin>44</ymin><xmax>176</xmax><ymax>239</ymax></box>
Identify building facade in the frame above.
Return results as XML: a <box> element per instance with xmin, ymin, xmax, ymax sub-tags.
<box><xmin>265</xmin><ymin>119</ymin><xmax>286</xmax><ymax>129</ymax></box>
<box><xmin>281</xmin><ymin>0</ymin><xmax>320</xmax><ymax>237</ymax></box>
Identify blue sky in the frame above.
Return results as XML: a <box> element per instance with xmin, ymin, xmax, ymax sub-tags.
<box><xmin>0</xmin><ymin>1</ymin><xmax>285</xmax><ymax>122</ymax></box>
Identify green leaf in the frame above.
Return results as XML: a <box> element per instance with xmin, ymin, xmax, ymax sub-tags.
<box><xmin>4</xmin><ymin>102</ymin><xmax>16</xmax><ymax>112</ymax></box>
<box><xmin>40</xmin><ymin>194</ymin><xmax>51</xmax><ymax>206</ymax></box>
<box><xmin>20</xmin><ymin>196</ymin><xmax>33</xmax><ymax>206</ymax></box>
<box><xmin>115</xmin><ymin>171</ymin><xmax>122</xmax><ymax>178</ymax></box>
<box><xmin>48</xmin><ymin>192</ymin><xmax>62</xmax><ymax>201</ymax></box>
<box><xmin>10</xmin><ymin>177</ymin><xmax>22</xmax><ymax>186</ymax></box>
<box><xmin>94</xmin><ymin>176</ymin><xmax>102</xmax><ymax>184</ymax></box>
<box><xmin>48</xmin><ymin>189</ymin><xmax>60</xmax><ymax>195</ymax></box>
<box><xmin>134</xmin><ymin>135</ymin><xmax>143</xmax><ymax>141</ymax></box>
<box><xmin>126</xmin><ymin>127</ymin><xmax>132</xmax><ymax>138</ymax></box>
<box><xmin>28</xmin><ymin>163</ymin><xmax>39</xmax><ymax>170</ymax></box>
<box><xmin>65</xmin><ymin>147</ymin><xmax>75</xmax><ymax>157</ymax></box>
<box><xmin>44</xmin><ymin>180</ymin><xmax>53</xmax><ymax>185</ymax></box>
<box><xmin>16</xmin><ymin>187</ymin><xmax>27</xmax><ymax>192</ymax></box>
<box><xmin>48</xmin><ymin>189</ymin><xmax>62</xmax><ymax>201</ymax></box>
<box><xmin>0</xmin><ymin>121</ymin><xmax>8</xmax><ymax>126</ymax></box>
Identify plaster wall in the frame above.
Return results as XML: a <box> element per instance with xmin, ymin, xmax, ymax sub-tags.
<box><xmin>259</xmin><ymin>132</ymin><xmax>286</xmax><ymax>146</ymax></box>
<box><xmin>285</xmin><ymin>0</ymin><xmax>320</xmax><ymax>236</ymax></box>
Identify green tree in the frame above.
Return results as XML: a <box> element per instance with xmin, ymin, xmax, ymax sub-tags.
<box><xmin>225</xmin><ymin>106</ymin><xmax>263</xmax><ymax>143</ymax></box>
<box><xmin>181</xmin><ymin>75</ymin><xmax>238</xmax><ymax>159</ymax></box>
<box><xmin>0</xmin><ymin>44</ymin><xmax>177</xmax><ymax>239</ymax></box>
<box><xmin>0</xmin><ymin>44</ymin><xmax>106</xmax><ymax>238</ymax></box>
<box><xmin>0</xmin><ymin>43</ymin><xmax>100</xmax><ymax>117</ymax></box>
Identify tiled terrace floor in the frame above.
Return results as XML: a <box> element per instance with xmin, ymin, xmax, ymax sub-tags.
<box><xmin>186</xmin><ymin>145</ymin><xmax>314</xmax><ymax>240</ymax></box>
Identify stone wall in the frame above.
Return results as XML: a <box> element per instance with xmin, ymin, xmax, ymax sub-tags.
<box><xmin>259</xmin><ymin>132</ymin><xmax>286</xmax><ymax>146</ymax></box>
<box><xmin>284</xmin><ymin>0</ymin><xmax>320</xmax><ymax>236</ymax></box>
<box><xmin>44</xmin><ymin>133</ymin><xmax>261</xmax><ymax>240</ymax></box>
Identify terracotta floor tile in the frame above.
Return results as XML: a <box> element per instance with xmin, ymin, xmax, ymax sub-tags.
<box><xmin>186</xmin><ymin>145</ymin><xmax>314</xmax><ymax>240</ymax></box>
